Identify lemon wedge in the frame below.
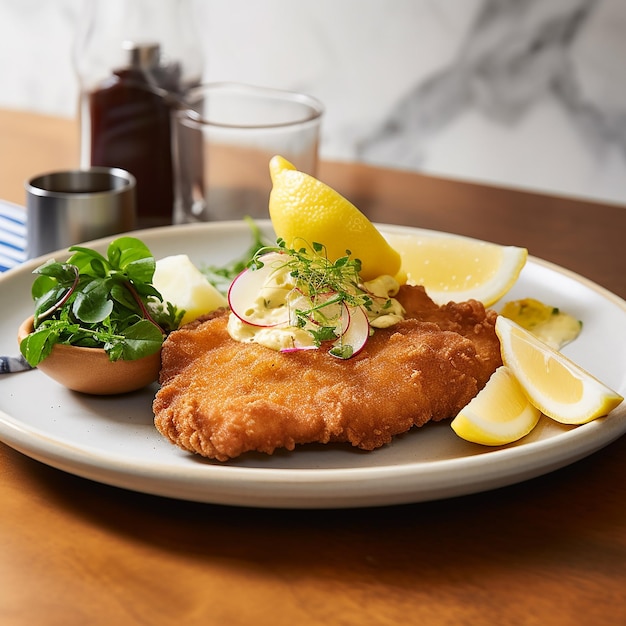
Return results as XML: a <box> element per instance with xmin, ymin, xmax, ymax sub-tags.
<box><xmin>384</xmin><ymin>231</ymin><xmax>527</xmax><ymax>306</ymax></box>
<box><xmin>153</xmin><ymin>254</ymin><xmax>227</xmax><ymax>326</ymax></box>
<box><xmin>268</xmin><ymin>155</ymin><xmax>401</xmax><ymax>281</ymax></box>
<box><xmin>451</xmin><ymin>366</ymin><xmax>541</xmax><ymax>445</ymax></box>
<box><xmin>495</xmin><ymin>316</ymin><xmax>623</xmax><ymax>425</ymax></box>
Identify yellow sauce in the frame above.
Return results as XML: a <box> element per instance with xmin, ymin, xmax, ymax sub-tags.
<box><xmin>362</xmin><ymin>275</ymin><xmax>405</xmax><ymax>328</ymax></box>
<box><xmin>500</xmin><ymin>298</ymin><xmax>582</xmax><ymax>350</ymax></box>
<box><xmin>227</xmin><ymin>265</ymin><xmax>405</xmax><ymax>350</ymax></box>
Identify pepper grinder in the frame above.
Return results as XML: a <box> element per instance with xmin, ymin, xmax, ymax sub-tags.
<box><xmin>74</xmin><ymin>0</ymin><xmax>204</xmax><ymax>228</ymax></box>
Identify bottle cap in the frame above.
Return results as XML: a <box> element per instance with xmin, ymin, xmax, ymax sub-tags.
<box><xmin>122</xmin><ymin>41</ymin><xmax>161</xmax><ymax>69</ymax></box>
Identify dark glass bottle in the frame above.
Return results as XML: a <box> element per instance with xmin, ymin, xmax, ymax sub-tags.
<box><xmin>74</xmin><ymin>1</ymin><xmax>203</xmax><ymax>228</ymax></box>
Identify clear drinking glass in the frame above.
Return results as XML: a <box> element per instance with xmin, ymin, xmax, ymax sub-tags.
<box><xmin>172</xmin><ymin>82</ymin><xmax>324</xmax><ymax>223</ymax></box>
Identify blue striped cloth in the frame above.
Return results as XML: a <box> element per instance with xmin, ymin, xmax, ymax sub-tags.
<box><xmin>0</xmin><ymin>200</ymin><xmax>27</xmax><ymax>272</ymax></box>
<box><xmin>0</xmin><ymin>200</ymin><xmax>32</xmax><ymax>372</ymax></box>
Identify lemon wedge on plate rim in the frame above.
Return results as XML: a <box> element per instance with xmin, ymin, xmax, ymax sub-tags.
<box><xmin>452</xmin><ymin>318</ymin><xmax>623</xmax><ymax>446</ymax></box>
<box><xmin>495</xmin><ymin>316</ymin><xmax>623</xmax><ymax>425</ymax></box>
<box><xmin>384</xmin><ymin>230</ymin><xmax>528</xmax><ymax>307</ymax></box>
<box><xmin>451</xmin><ymin>365</ymin><xmax>541</xmax><ymax>446</ymax></box>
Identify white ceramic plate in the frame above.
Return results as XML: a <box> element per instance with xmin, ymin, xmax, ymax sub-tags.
<box><xmin>0</xmin><ymin>221</ymin><xmax>625</xmax><ymax>509</ymax></box>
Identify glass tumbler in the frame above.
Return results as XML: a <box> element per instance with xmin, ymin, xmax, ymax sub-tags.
<box><xmin>172</xmin><ymin>82</ymin><xmax>323</xmax><ymax>223</ymax></box>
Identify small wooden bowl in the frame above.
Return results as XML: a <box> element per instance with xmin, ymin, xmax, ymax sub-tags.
<box><xmin>17</xmin><ymin>316</ymin><xmax>161</xmax><ymax>395</ymax></box>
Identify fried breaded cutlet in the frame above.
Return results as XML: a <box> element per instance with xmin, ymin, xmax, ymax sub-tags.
<box><xmin>153</xmin><ymin>285</ymin><xmax>501</xmax><ymax>461</ymax></box>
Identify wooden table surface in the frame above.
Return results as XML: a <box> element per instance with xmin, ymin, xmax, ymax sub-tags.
<box><xmin>1</xmin><ymin>108</ymin><xmax>625</xmax><ymax>625</ymax></box>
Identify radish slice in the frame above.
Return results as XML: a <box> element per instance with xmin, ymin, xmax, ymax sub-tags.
<box><xmin>228</xmin><ymin>252</ymin><xmax>290</xmax><ymax>327</ymax></box>
<box><xmin>286</xmin><ymin>289</ymin><xmax>314</xmax><ymax>327</ymax></box>
<box><xmin>335</xmin><ymin>301</ymin><xmax>352</xmax><ymax>337</ymax></box>
<box><xmin>331</xmin><ymin>305</ymin><xmax>369</xmax><ymax>358</ymax></box>
<box><xmin>309</xmin><ymin>294</ymin><xmax>345</xmax><ymax>327</ymax></box>
<box><xmin>228</xmin><ymin>250</ymin><xmax>371</xmax><ymax>359</ymax></box>
<box><xmin>280</xmin><ymin>343</ymin><xmax>318</xmax><ymax>353</ymax></box>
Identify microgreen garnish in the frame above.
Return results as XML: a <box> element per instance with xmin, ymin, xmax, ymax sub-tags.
<box><xmin>329</xmin><ymin>344</ymin><xmax>354</xmax><ymax>359</ymax></box>
<box><xmin>252</xmin><ymin>238</ymin><xmax>375</xmax><ymax>307</ymax></box>
<box><xmin>20</xmin><ymin>237</ymin><xmax>184</xmax><ymax>367</ymax></box>
<box><xmin>247</xmin><ymin>239</ymin><xmax>392</xmax><ymax>358</ymax></box>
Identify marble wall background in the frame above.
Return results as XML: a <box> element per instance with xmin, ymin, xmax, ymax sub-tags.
<box><xmin>1</xmin><ymin>0</ymin><xmax>626</xmax><ymax>207</ymax></box>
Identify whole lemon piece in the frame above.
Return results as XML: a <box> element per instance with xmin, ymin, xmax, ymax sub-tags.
<box><xmin>268</xmin><ymin>155</ymin><xmax>401</xmax><ymax>281</ymax></box>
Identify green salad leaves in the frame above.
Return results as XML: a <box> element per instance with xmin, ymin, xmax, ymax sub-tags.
<box><xmin>20</xmin><ymin>237</ymin><xmax>183</xmax><ymax>367</ymax></box>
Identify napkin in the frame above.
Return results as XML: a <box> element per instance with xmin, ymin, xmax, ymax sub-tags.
<box><xmin>0</xmin><ymin>200</ymin><xmax>27</xmax><ymax>272</ymax></box>
<box><xmin>0</xmin><ymin>200</ymin><xmax>31</xmax><ymax>371</ymax></box>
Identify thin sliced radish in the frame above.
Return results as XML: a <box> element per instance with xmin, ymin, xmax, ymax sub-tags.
<box><xmin>308</xmin><ymin>293</ymin><xmax>345</xmax><ymax>326</ymax></box>
<box><xmin>335</xmin><ymin>301</ymin><xmax>352</xmax><ymax>337</ymax></box>
<box><xmin>228</xmin><ymin>250</ymin><xmax>371</xmax><ymax>359</ymax></box>
<box><xmin>280</xmin><ymin>343</ymin><xmax>318</xmax><ymax>353</ymax></box>
<box><xmin>286</xmin><ymin>289</ymin><xmax>314</xmax><ymax>327</ymax></box>
<box><xmin>332</xmin><ymin>305</ymin><xmax>369</xmax><ymax>358</ymax></box>
<box><xmin>228</xmin><ymin>252</ymin><xmax>289</xmax><ymax>327</ymax></box>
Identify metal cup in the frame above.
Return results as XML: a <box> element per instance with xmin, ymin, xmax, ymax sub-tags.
<box><xmin>25</xmin><ymin>167</ymin><xmax>136</xmax><ymax>258</ymax></box>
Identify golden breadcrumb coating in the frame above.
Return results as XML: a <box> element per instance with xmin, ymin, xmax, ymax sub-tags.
<box><xmin>153</xmin><ymin>285</ymin><xmax>501</xmax><ymax>461</ymax></box>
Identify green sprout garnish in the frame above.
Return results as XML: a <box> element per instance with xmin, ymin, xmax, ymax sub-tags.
<box><xmin>249</xmin><ymin>238</ymin><xmax>392</xmax><ymax>356</ymax></box>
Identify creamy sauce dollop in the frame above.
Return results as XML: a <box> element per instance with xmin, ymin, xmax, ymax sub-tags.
<box><xmin>227</xmin><ymin>263</ymin><xmax>405</xmax><ymax>351</ymax></box>
<box><xmin>500</xmin><ymin>297</ymin><xmax>582</xmax><ymax>349</ymax></box>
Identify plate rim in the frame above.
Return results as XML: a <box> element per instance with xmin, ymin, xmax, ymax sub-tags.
<box><xmin>0</xmin><ymin>221</ymin><xmax>625</xmax><ymax>508</ymax></box>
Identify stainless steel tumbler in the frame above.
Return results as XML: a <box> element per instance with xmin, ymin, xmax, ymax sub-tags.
<box><xmin>25</xmin><ymin>167</ymin><xmax>136</xmax><ymax>258</ymax></box>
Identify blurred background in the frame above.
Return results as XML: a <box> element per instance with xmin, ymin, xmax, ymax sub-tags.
<box><xmin>1</xmin><ymin>0</ymin><xmax>625</xmax><ymax>206</ymax></box>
